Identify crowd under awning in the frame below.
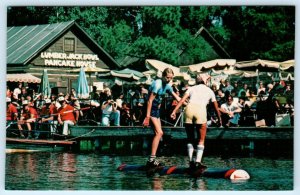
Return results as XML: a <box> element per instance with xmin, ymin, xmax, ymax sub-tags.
<box><xmin>7</xmin><ymin>73</ymin><xmax>41</xmax><ymax>83</ymax></box>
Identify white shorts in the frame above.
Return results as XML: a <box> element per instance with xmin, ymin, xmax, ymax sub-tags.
<box><xmin>184</xmin><ymin>103</ymin><xmax>207</xmax><ymax>124</ymax></box>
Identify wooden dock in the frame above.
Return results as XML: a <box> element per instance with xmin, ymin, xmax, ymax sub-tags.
<box><xmin>69</xmin><ymin>126</ymin><xmax>293</xmax><ymax>140</ymax></box>
<box><xmin>6</xmin><ymin>126</ymin><xmax>293</xmax><ymax>153</ymax></box>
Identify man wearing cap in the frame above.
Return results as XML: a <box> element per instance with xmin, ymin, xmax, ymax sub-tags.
<box><xmin>6</xmin><ymin>97</ymin><xmax>18</xmax><ymax>123</ymax></box>
<box><xmin>18</xmin><ymin>100</ymin><xmax>39</xmax><ymax>138</ymax></box>
<box><xmin>57</xmin><ymin>96</ymin><xmax>78</xmax><ymax>136</ymax></box>
<box><xmin>171</xmin><ymin>73</ymin><xmax>222</xmax><ymax>170</ymax></box>
<box><xmin>40</xmin><ymin>99</ymin><xmax>58</xmax><ymax>135</ymax></box>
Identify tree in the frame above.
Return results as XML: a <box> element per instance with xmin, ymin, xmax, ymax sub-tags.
<box><xmin>7</xmin><ymin>6</ymin><xmax>295</xmax><ymax>67</ymax></box>
<box><xmin>221</xmin><ymin>6</ymin><xmax>295</xmax><ymax>61</ymax></box>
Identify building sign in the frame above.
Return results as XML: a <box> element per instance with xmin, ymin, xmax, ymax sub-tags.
<box><xmin>40</xmin><ymin>52</ymin><xmax>100</xmax><ymax>67</ymax></box>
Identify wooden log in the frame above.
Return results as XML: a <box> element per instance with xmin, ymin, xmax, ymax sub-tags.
<box><xmin>6</xmin><ymin>138</ymin><xmax>76</xmax><ymax>145</ymax></box>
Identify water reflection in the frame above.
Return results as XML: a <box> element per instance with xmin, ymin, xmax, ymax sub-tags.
<box><xmin>5</xmin><ymin>152</ymin><xmax>293</xmax><ymax>190</ymax></box>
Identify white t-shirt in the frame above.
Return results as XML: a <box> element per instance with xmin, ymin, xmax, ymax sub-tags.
<box><xmin>185</xmin><ymin>84</ymin><xmax>216</xmax><ymax>106</ymax></box>
<box><xmin>13</xmin><ymin>88</ymin><xmax>21</xmax><ymax>99</ymax></box>
<box><xmin>221</xmin><ymin>102</ymin><xmax>239</xmax><ymax>112</ymax></box>
<box><xmin>102</xmin><ymin>101</ymin><xmax>113</xmax><ymax>115</ymax></box>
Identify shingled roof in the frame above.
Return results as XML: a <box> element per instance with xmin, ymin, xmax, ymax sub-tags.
<box><xmin>7</xmin><ymin>21</ymin><xmax>120</xmax><ymax>69</ymax></box>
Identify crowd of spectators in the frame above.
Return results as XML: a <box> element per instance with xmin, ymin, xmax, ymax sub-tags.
<box><xmin>6</xmin><ymin>78</ymin><xmax>294</xmax><ymax>139</ymax></box>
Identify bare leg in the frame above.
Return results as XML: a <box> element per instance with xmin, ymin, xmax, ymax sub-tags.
<box><xmin>150</xmin><ymin>117</ymin><xmax>163</xmax><ymax>157</ymax></box>
<box><xmin>195</xmin><ymin>124</ymin><xmax>207</xmax><ymax>164</ymax></box>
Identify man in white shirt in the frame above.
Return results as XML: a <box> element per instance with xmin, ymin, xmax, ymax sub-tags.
<box><xmin>171</xmin><ymin>73</ymin><xmax>222</xmax><ymax>170</ymax></box>
<box><xmin>101</xmin><ymin>97</ymin><xmax>120</xmax><ymax>126</ymax></box>
<box><xmin>219</xmin><ymin>95</ymin><xmax>242</xmax><ymax>127</ymax></box>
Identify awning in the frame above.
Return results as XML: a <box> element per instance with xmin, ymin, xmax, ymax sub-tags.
<box><xmin>7</xmin><ymin>73</ymin><xmax>41</xmax><ymax>83</ymax></box>
<box><xmin>179</xmin><ymin>59</ymin><xmax>236</xmax><ymax>72</ymax></box>
<box><xmin>280</xmin><ymin>59</ymin><xmax>294</xmax><ymax>71</ymax></box>
<box><xmin>235</xmin><ymin>59</ymin><xmax>280</xmax><ymax>70</ymax></box>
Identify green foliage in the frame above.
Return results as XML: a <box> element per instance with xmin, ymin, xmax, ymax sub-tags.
<box><xmin>7</xmin><ymin>6</ymin><xmax>295</xmax><ymax>68</ymax></box>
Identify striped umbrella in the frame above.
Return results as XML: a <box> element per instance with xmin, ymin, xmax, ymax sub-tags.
<box><xmin>38</xmin><ymin>69</ymin><xmax>51</xmax><ymax>98</ymax></box>
<box><xmin>77</xmin><ymin>67</ymin><xmax>90</xmax><ymax>99</ymax></box>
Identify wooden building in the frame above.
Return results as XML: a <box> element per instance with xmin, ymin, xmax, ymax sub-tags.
<box><xmin>7</xmin><ymin>20</ymin><xmax>119</xmax><ymax>94</ymax></box>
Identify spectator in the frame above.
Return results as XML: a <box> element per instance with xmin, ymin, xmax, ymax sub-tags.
<box><xmin>132</xmin><ymin>91</ymin><xmax>144</xmax><ymax>124</ymax></box>
<box><xmin>257</xmin><ymin>81</ymin><xmax>266</xmax><ymax>95</ymax></box>
<box><xmin>70</xmin><ymin>88</ymin><xmax>78</xmax><ymax>99</ymax></box>
<box><xmin>57</xmin><ymin>96</ymin><xmax>78</xmax><ymax>136</ymax></box>
<box><xmin>101</xmin><ymin>88</ymin><xmax>120</xmax><ymax>126</ymax></box>
<box><xmin>116</xmin><ymin>93</ymin><xmax>125</xmax><ymax>109</ymax></box>
<box><xmin>216</xmin><ymin>89</ymin><xmax>225</xmax><ymax>107</ymax></box>
<box><xmin>13</xmin><ymin>82</ymin><xmax>22</xmax><ymax>102</ymax></box>
<box><xmin>223</xmin><ymin>80</ymin><xmax>234</xmax><ymax>94</ymax></box>
<box><xmin>211</xmin><ymin>83</ymin><xmax>218</xmax><ymax>95</ymax></box>
<box><xmin>6</xmin><ymin>97</ymin><xmax>18</xmax><ymax>122</ymax></box>
<box><xmin>101</xmin><ymin>96</ymin><xmax>120</xmax><ymax>126</ymax></box>
<box><xmin>219</xmin><ymin>79</ymin><xmax>226</xmax><ymax>92</ymax></box>
<box><xmin>40</xmin><ymin>98</ymin><xmax>58</xmax><ymax>135</ymax></box>
<box><xmin>20</xmin><ymin>87</ymin><xmax>28</xmax><ymax>102</ymax></box>
<box><xmin>219</xmin><ymin>95</ymin><xmax>242</xmax><ymax>127</ymax></box>
<box><xmin>267</xmin><ymin>83</ymin><xmax>274</xmax><ymax>94</ymax></box>
<box><xmin>90</xmin><ymin>86</ymin><xmax>100</xmax><ymax>101</ymax></box>
<box><xmin>7</xmin><ymin>87</ymin><xmax>12</xmax><ymax>98</ymax></box>
<box><xmin>283</xmin><ymin>83</ymin><xmax>293</xmax><ymax>97</ymax></box>
<box><xmin>18</xmin><ymin>100</ymin><xmax>39</xmax><ymax>139</ymax></box>
<box><xmin>238</xmin><ymin>83</ymin><xmax>250</xmax><ymax>98</ymax></box>
<box><xmin>263</xmin><ymin>92</ymin><xmax>279</xmax><ymax>126</ymax></box>
<box><xmin>120</xmin><ymin>102</ymin><xmax>131</xmax><ymax>126</ymax></box>
<box><xmin>233</xmin><ymin>81</ymin><xmax>239</xmax><ymax>93</ymax></box>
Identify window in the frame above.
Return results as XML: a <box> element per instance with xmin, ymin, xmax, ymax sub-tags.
<box><xmin>64</xmin><ymin>38</ymin><xmax>75</xmax><ymax>52</ymax></box>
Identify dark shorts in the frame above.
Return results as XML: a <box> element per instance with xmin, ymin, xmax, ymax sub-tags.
<box><xmin>150</xmin><ymin>106</ymin><xmax>160</xmax><ymax>118</ymax></box>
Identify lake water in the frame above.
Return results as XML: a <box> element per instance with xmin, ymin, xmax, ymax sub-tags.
<box><xmin>5</xmin><ymin>150</ymin><xmax>293</xmax><ymax>191</ymax></box>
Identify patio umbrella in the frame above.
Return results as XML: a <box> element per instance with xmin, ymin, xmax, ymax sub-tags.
<box><xmin>145</xmin><ymin>59</ymin><xmax>191</xmax><ymax>80</ymax></box>
<box><xmin>70</xmin><ymin>66</ymin><xmax>110</xmax><ymax>87</ymax></box>
<box><xmin>38</xmin><ymin>69</ymin><xmax>51</xmax><ymax>98</ymax></box>
<box><xmin>76</xmin><ymin>67</ymin><xmax>90</xmax><ymax>99</ymax></box>
<box><xmin>97</xmin><ymin>68</ymin><xmax>145</xmax><ymax>84</ymax></box>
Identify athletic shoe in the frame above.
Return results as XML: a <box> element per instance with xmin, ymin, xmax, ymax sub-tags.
<box><xmin>146</xmin><ymin>159</ymin><xmax>163</xmax><ymax>168</ymax></box>
<box><xmin>195</xmin><ymin>162</ymin><xmax>207</xmax><ymax>169</ymax></box>
<box><xmin>189</xmin><ymin>161</ymin><xmax>196</xmax><ymax>170</ymax></box>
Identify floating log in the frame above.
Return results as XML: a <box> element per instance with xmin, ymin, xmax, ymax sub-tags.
<box><xmin>6</xmin><ymin>138</ymin><xmax>76</xmax><ymax>146</ymax></box>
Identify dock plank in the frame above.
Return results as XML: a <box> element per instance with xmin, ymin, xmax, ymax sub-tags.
<box><xmin>69</xmin><ymin>126</ymin><xmax>293</xmax><ymax>140</ymax></box>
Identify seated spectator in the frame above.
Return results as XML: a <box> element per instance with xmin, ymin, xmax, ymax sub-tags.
<box><xmin>219</xmin><ymin>95</ymin><xmax>242</xmax><ymax>127</ymax></box>
<box><xmin>120</xmin><ymin>102</ymin><xmax>131</xmax><ymax>126</ymax></box>
<box><xmin>90</xmin><ymin>86</ymin><xmax>100</xmax><ymax>100</ymax></box>
<box><xmin>211</xmin><ymin>83</ymin><xmax>218</xmax><ymax>95</ymax></box>
<box><xmin>216</xmin><ymin>89</ymin><xmax>226</xmax><ymax>107</ymax></box>
<box><xmin>257</xmin><ymin>81</ymin><xmax>266</xmax><ymax>95</ymax></box>
<box><xmin>116</xmin><ymin>93</ymin><xmax>125</xmax><ymax>110</ymax></box>
<box><xmin>238</xmin><ymin>83</ymin><xmax>250</xmax><ymax>97</ymax></box>
<box><xmin>18</xmin><ymin>100</ymin><xmax>39</xmax><ymax>138</ymax></box>
<box><xmin>13</xmin><ymin>82</ymin><xmax>22</xmax><ymax>102</ymax></box>
<box><xmin>237</xmin><ymin>97</ymin><xmax>255</xmax><ymax>126</ymax></box>
<box><xmin>101</xmin><ymin>88</ymin><xmax>120</xmax><ymax>126</ymax></box>
<box><xmin>6</xmin><ymin>97</ymin><xmax>18</xmax><ymax>123</ymax></box>
<box><xmin>101</xmin><ymin>96</ymin><xmax>120</xmax><ymax>126</ymax></box>
<box><xmin>57</xmin><ymin>96</ymin><xmax>78</xmax><ymax>136</ymax></box>
<box><xmin>40</xmin><ymin>99</ymin><xmax>58</xmax><ymax>135</ymax></box>
<box><xmin>132</xmin><ymin>91</ymin><xmax>144</xmax><ymax>124</ymax></box>
<box><xmin>223</xmin><ymin>79</ymin><xmax>234</xmax><ymax>94</ymax></box>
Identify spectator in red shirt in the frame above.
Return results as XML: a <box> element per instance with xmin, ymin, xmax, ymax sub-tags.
<box><xmin>57</xmin><ymin>96</ymin><xmax>78</xmax><ymax>136</ymax></box>
<box><xmin>18</xmin><ymin>100</ymin><xmax>38</xmax><ymax>138</ymax></box>
<box><xmin>6</xmin><ymin>97</ymin><xmax>18</xmax><ymax>122</ymax></box>
<box><xmin>40</xmin><ymin>99</ymin><xmax>58</xmax><ymax>135</ymax></box>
